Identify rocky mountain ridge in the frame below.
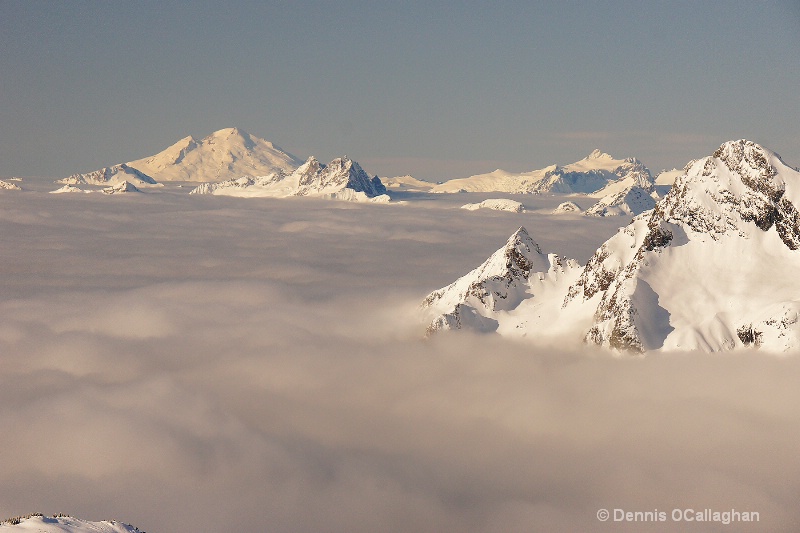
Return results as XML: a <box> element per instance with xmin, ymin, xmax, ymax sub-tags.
<box><xmin>430</xmin><ymin>149</ymin><xmax>654</xmax><ymax>196</ymax></box>
<box><xmin>423</xmin><ymin>140</ymin><xmax>800</xmax><ymax>353</ymax></box>
<box><xmin>190</xmin><ymin>156</ymin><xmax>389</xmax><ymax>202</ymax></box>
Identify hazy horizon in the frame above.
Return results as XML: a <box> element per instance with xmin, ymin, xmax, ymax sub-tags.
<box><xmin>1</xmin><ymin>1</ymin><xmax>798</xmax><ymax>181</ymax></box>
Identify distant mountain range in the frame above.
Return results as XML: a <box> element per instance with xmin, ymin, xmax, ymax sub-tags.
<box><xmin>55</xmin><ymin>128</ymin><xmax>389</xmax><ymax>202</ymax></box>
<box><xmin>422</xmin><ymin>139</ymin><xmax>800</xmax><ymax>353</ymax></box>
<box><xmin>48</xmin><ymin>128</ymin><xmax>685</xmax><ymax>213</ymax></box>
<box><xmin>430</xmin><ymin>149</ymin><xmax>654</xmax><ymax>195</ymax></box>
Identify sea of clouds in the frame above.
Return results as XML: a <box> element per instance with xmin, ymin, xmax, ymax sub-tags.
<box><xmin>1</xmin><ymin>183</ymin><xmax>799</xmax><ymax>532</ymax></box>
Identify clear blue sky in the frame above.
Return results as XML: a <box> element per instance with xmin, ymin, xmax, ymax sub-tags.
<box><xmin>1</xmin><ymin>0</ymin><xmax>799</xmax><ymax>180</ymax></box>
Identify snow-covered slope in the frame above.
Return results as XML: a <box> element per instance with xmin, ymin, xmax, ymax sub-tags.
<box><xmin>50</xmin><ymin>185</ymin><xmax>84</xmax><ymax>194</ymax></box>
<box><xmin>423</xmin><ymin>140</ymin><xmax>800</xmax><ymax>354</ymax></box>
<box><xmin>422</xmin><ymin>227</ymin><xmax>581</xmax><ymax>335</ymax></box>
<box><xmin>101</xmin><ymin>181</ymin><xmax>141</xmax><ymax>195</ymax></box>
<box><xmin>58</xmin><ymin>164</ymin><xmax>158</xmax><ymax>187</ymax></box>
<box><xmin>584</xmin><ymin>185</ymin><xmax>656</xmax><ymax>217</ymax></box>
<box><xmin>0</xmin><ymin>515</ymin><xmax>142</xmax><ymax>532</ymax></box>
<box><xmin>430</xmin><ymin>149</ymin><xmax>653</xmax><ymax>195</ymax></box>
<box><xmin>461</xmin><ymin>199</ymin><xmax>525</xmax><ymax>212</ymax></box>
<box><xmin>128</xmin><ymin>127</ymin><xmax>301</xmax><ymax>182</ymax></box>
<box><xmin>552</xmin><ymin>201</ymin><xmax>582</xmax><ymax>214</ymax></box>
<box><xmin>190</xmin><ymin>156</ymin><xmax>389</xmax><ymax>202</ymax></box>
<box><xmin>655</xmin><ymin>168</ymin><xmax>684</xmax><ymax>186</ymax></box>
<box><xmin>382</xmin><ymin>175</ymin><xmax>435</xmax><ymax>192</ymax></box>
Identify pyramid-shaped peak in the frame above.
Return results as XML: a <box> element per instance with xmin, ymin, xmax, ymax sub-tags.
<box><xmin>503</xmin><ymin>226</ymin><xmax>543</xmax><ymax>264</ymax></box>
<box><xmin>509</xmin><ymin>225</ymin><xmax>532</xmax><ymax>241</ymax></box>
<box><xmin>297</xmin><ymin>156</ymin><xmax>322</xmax><ymax>172</ymax></box>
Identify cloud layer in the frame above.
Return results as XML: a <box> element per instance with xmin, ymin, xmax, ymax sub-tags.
<box><xmin>1</xmin><ymin>186</ymin><xmax>799</xmax><ymax>532</ymax></box>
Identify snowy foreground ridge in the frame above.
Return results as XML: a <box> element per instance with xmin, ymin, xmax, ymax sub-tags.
<box><xmin>423</xmin><ymin>140</ymin><xmax>800</xmax><ymax>353</ymax></box>
<box><xmin>0</xmin><ymin>515</ymin><xmax>142</xmax><ymax>532</ymax></box>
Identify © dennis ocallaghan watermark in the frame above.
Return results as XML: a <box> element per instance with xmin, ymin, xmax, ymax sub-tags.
<box><xmin>596</xmin><ymin>508</ymin><xmax>760</xmax><ymax>525</ymax></box>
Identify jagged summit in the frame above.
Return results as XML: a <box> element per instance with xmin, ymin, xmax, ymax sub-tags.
<box><xmin>127</xmin><ymin>127</ymin><xmax>301</xmax><ymax>182</ymax></box>
<box><xmin>294</xmin><ymin>156</ymin><xmax>386</xmax><ymax>197</ymax></box>
<box><xmin>422</xmin><ymin>227</ymin><xmax>580</xmax><ymax>334</ymax></box>
<box><xmin>586</xmin><ymin>149</ymin><xmax>613</xmax><ymax>160</ymax></box>
<box><xmin>423</xmin><ymin>140</ymin><xmax>800</xmax><ymax>353</ymax></box>
<box><xmin>189</xmin><ymin>155</ymin><xmax>389</xmax><ymax>203</ymax></box>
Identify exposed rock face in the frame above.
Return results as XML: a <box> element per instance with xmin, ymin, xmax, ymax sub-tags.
<box><xmin>567</xmin><ymin>139</ymin><xmax>800</xmax><ymax>352</ymax></box>
<box><xmin>422</xmin><ymin>140</ymin><xmax>800</xmax><ymax>354</ymax></box>
<box><xmin>293</xmin><ymin>157</ymin><xmax>387</xmax><ymax>197</ymax></box>
<box><xmin>656</xmin><ymin>140</ymin><xmax>800</xmax><ymax>248</ymax></box>
<box><xmin>422</xmin><ymin>227</ymin><xmax>580</xmax><ymax>335</ymax></box>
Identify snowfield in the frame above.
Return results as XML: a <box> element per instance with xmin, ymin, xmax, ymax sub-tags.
<box><xmin>460</xmin><ymin>198</ymin><xmax>525</xmax><ymax>212</ymax></box>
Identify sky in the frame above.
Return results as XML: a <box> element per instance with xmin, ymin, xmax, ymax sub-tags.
<box><xmin>1</xmin><ymin>1</ymin><xmax>799</xmax><ymax>180</ymax></box>
<box><xmin>3</xmin><ymin>187</ymin><xmax>800</xmax><ymax>532</ymax></box>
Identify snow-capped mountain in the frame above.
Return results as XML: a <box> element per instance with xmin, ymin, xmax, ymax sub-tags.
<box><xmin>190</xmin><ymin>156</ymin><xmax>390</xmax><ymax>202</ymax></box>
<box><xmin>50</xmin><ymin>184</ymin><xmax>83</xmax><ymax>194</ymax></box>
<box><xmin>382</xmin><ymin>175</ymin><xmax>435</xmax><ymax>192</ymax></box>
<box><xmin>127</xmin><ymin>127</ymin><xmax>301</xmax><ymax>182</ymax></box>
<box><xmin>0</xmin><ymin>514</ymin><xmax>142</xmax><ymax>532</ymax></box>
<box><xmin>101</xmin><ymin>181</ymin><xmax>141</xmax><ymax>195</ymax></box>
<box><xmin>461</xmin><ymin>199</ymin><xmax>525</xmax><ymax>213</ymax></box>
<box><xmin>584</xmin><ymin>185</ymin><xmax>656</xmax><ymax>217</ymax></box>
<box><xmin>430</xmin><ymin>149</ymin><xmax>653</xmax><ymax>195</ymax></box>
<box><xmin>422</xmin><ymin>227</ymin><xmax>581</xmax><ymax>335</ymax></box>
<box><xmin>423</xmin><ymin>140</ymin><xmax>800</xmax><ymax>353</ymax></box>
<box><xmin>58</xmin><ymin>164</ymin><xmax>158</xmax><ymax>187</ymax></box>
<box><xmin>552</xmin><ymin>201</ymin><xmax>582</xmax><ymax>214</ymax></box>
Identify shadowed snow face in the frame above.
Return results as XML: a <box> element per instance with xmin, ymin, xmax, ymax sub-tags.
<box><xmin>1</xmin><ymin>186</ymin><xmax>800</xmax><ymax>533</ymax></box>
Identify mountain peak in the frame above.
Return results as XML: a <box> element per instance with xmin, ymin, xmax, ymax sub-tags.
<box><xmin>211</xmin><ymin>126</ymin><xmax>247</xmax><ymax>137</ymax></box>
<box><xmin>587</xmin><ymin>149</ymin><xmax>613</xmax><ymax>160</ymax></box>
<box><xmin>422</xmin><ymin>227</ymin><xmax>580</xmax><ymax>334</ymax></box>
<box><xmin>126</xmin><ymin>128</ymin><xmax>301</xmax><ymax>182</ymax></box>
